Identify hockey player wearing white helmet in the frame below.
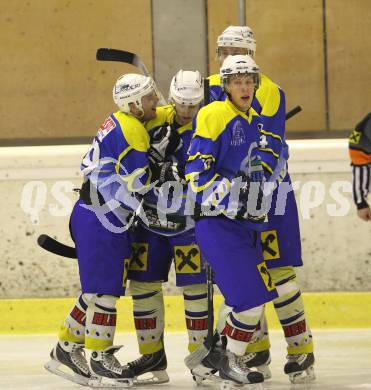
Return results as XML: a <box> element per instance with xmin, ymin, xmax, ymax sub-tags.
<box><xmin>208</xmin><ymin>26</ymin><xmax>315</xmax><ymax>385</ymax></box>
<box><xmin>185</xmin><ymin>55</ymin><xmax>276</xmax><ymax>387</ymax></box>
<box><xmin>45</xmin><ymin>73</ymin><xmax>165</xmax><ymax>388</ymax></box>
<box><xmin>122</xmin><ymin>70</ymin><xmax>209</xmax><ymax>385</ymax></box>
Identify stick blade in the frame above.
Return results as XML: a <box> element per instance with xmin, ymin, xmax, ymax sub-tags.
<box><xmin>96</xmin><ymin>48</ymin><xmax>136</xmax><ymax>65</ymax></box>
<box><xmin>184</xmin><ymin>345</ymin><xmax>210</xmax><ymax>370</ymax></box>
<box><xmin>37</xmin><ymin>234</ymin><xmax>77</xmax><ymax>259</ymax></box>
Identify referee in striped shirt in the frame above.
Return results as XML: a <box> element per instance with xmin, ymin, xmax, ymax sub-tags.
<box><xmin>349</xmin><ymin>112</ymin><xmax>371</xmax><ymax>221</ymax></box>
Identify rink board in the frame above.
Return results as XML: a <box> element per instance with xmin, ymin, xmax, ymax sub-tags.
<box><xmin>1</xmin><ymin>292</ymin><xmax>370</xmax><ymax>334</ymax></box>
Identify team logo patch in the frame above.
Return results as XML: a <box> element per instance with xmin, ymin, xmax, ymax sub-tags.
<box><xmin>349</xmin><ymin>129</ymin><xmax>361</xmax><ymax>144</ymax></box>
<box><xmin>231</xmin><ymin>120</ymin><xmax>246</xmax><ymax>146</ymax></box>
<box><xmin>174</xmin><ymin>244</ymin><xmax>201</xmax><ymax>274</ymax></box>
<box><xmin>98</xmin><ymin>116</ymin><xmax>116</xmax><ymax>140</ymax></box>
<box><xmin>129</xmin><ymin>243</ymin><xmax>148</xmax><ymax>271</ymax></box>
<box><xmin>261</xmin><ymin>230</ymin><xmax>280</xmax><ymax>260</ymax></box>
<box><xmin>257</xmin><ymin>261</ymin><xmax>275</xmax><ymax>291</ymax></box>
<box><xmin>123</xmin><ymin>258</ymin><xmax>130</xmax><ymax>288</ymax></box>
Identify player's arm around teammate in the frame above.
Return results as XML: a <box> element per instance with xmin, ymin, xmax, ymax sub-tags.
<box><xmin>185</xmin><ymin>55</ymin><xmax>277</xmax><ymax>387</ymax></box>
<box><xmin>123</xmin><ymin>70</ymin><xmax>210</xmax><ymax>385</ymax></box>
<box><xmin>45</xmin><ymin>73</ymin><xmax>160</xmax><ymax>388</ymax></box>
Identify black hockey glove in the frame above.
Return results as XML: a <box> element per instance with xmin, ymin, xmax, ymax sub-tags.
<box><xmin>236</xmin><ymin>172</ymin><xmax>266</xmax><ymax>223</ymax></box>
<box><xmin>148</xmin><ymin>124</ymin><xmax>183</xmax><ymax>164</ymax></box>
<box><xmin>155</xmin><ymin>161</ymin><xmax>186</xmax><ymax>185</ymax></box>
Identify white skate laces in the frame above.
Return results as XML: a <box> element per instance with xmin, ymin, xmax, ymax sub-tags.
<box><xmin>69</xmin><ymin>343</ymin><xmax>91</xmax><ymax>373</ymax></box>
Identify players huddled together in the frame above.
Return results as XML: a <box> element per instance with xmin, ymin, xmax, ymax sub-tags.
<box><xmin>44</xmin><ymin>26</ymin><xmax>316</xmax><ymax>389</ymax></box>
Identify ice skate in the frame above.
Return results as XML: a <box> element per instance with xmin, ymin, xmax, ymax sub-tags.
<box><xmin>89</xmin><ymin>345</ymin><xmax>135</xmax><ymax>388</ymax></box>
<box><xmin>44</xmin><ymin>341</ymin><xmax>92</xmax><ymax>386</ymax></box>
<box><xmin>284</xmin><ymin>352</ymin><xmax>315</xmax><ymax>384</ymax></box>
<box><xmin>191</xmin><ymin>345</ymin><xmax>225</xmax><ymax>385</ymax></box>
<box><xmin>239</xmin><ymin>350</ymin><xmax>272</xmax><ymax>380</ymax></box>
<box><xmin>219</xmin><ymin>351</ymin><xmax>264</xmax><ymax>390</ymax></box>
<box><xmin>124</xmin><ymin>348</ymin><xmax>169</xmax><ymax>385</ymax></box>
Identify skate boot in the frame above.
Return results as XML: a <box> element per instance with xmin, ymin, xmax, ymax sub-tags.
<box><xmin>219</xmin><ymin>351</ymin><xmax>264</xmax><ymax>389</ymax></box>
<box><xmin>284</xmin><ymin>352</ymin><xmax>315</xmax><ymax>384</ymax></box>
<box><xmin>89</xmin><ymin>345</ymin><xmax>135</xmax><ymax>388</ymax></box>
<box><xmin>191</xmin><ymin>345</ymin><xmax>225</xmax><ymax>385</ymax></box>
<box><xmin>44</xmin><ymin>341</ymin><xmax>92</xmax><ymax>386</ymax></box>
<box><xmin>239</xmin><ymin>350</ymin><xmax>272</xmax><ymax>380</ymax></box>
<box><xmin>124</xmin><ymin>348</ymin><xmax>169</xmax><ymax>385</ymax></box>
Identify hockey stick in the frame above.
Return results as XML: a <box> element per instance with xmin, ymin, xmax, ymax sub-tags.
<box><xmin>37</xmin><ymin>234</ymin><xmax>77</xmax><ymax>258</ymax></box>
<box><xmin>96</xmin><ymin>48</ymin><xmax>167</xmax><ymax>105</ymax></box>
<box><xmin>184</xmin><ymin>77</ymin><xmax>215</xmax><ymax>370</ymax></box>
<box><xmin>285</xmin><ymin>105</ymin><xmax>302</xmax><ymax>120</ymax></box>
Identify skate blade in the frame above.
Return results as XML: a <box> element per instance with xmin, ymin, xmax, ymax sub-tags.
<box><xmin>133</xmin><ymin>370</ymin><xmax>170</xmax><ymax>385</ymax></box>
<box><xmin>288</xmin><ymin>365</ymin><xmax>315</xmax><ymax>384</ymax></box>
<box><xmin>220</xmin><ymin>380</ymin><xmax>263</xmax><ymax>390</ymax></box>
<box><xmin>192</xmin><ymin>366</ymin><xmax>222</xmax><ymax>385</ymax></box>
<box><xmin>88</xmin><ymin>375</ymin><xmax>133</xmax><ymax>388</ymax></box>
<box><xmin>44</xmin><ymin>358</ymin><xmax>90</xmax><ymax>386</ymax></box>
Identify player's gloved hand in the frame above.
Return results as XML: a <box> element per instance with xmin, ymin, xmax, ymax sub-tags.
<box><xmin>235</xmin><ymin>172</ymin><xmax>266</xmax><ymax>223</ymax></box>
<box><xmin>149</xmin><ymin>124</ymin><xmax>183</xmax><ymax>164</ymax></box>
<box><xmin>157</xmin><ymin>161</ymin><xmax>186</xmax><ymax>185</ymax></box>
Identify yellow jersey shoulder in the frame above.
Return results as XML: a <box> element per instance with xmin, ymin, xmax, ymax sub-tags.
<box><xmin>256</xmin><ymin>73</ymin><xmax>282</xmax><ymax>117</ymax></box>
<box><xmin>145</xmin><ymin>105</ymin><xmax>175</xmax><ymax>130</ymax></box>
<box><xmin>113</xmin><ymin>111</ymin><xmax>149</xmax><ymax>152</ymax></box>
<box><xmin>208</xmin><ymin>73</ymin><xmax>221</xmax><ymax>86</ymax></box>
<box><xmin>195</xmin><ymin>101</ymin><xmax>239</xmax><ymax>141</ymax></box>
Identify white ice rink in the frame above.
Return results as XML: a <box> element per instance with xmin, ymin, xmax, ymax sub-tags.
<box><xmin>1</xmin><ymin>329</ymin><xmax>370</xmax><ymax>390</ymax></box>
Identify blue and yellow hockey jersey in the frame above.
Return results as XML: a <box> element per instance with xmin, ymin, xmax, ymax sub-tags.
<box><xmin>208</xmin><ymin>73</ymin><xmax>287</xmax><ymax>184</ymax></box>
<box><xmin>81</xmin><ymin>111</ymin><xmax>152</xmax><ymax>214</ymax></box>
<box><xmin>185</xmin><ymin>98</ymin><xmax>266</xmax><ymax>227</ymax></box>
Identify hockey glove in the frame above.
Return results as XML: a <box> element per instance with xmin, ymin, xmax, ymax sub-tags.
<box><xmin>236</xmin><ymin>172</ymin><xmax>266</xmax><ymax>223</ymax></box>
<box><xmin>148</xmin><ymin>124</ymin><xmax>183</xmax><ymax>164</ymax></box>
<box><xmin>157</xmin><ymin>161</ymin><xmax>186</xmax><ymax>185</ymax></box>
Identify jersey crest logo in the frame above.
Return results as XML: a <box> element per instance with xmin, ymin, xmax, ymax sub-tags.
<box><xmin>98</xmin><ymin>116</ymin><xmax>116</xmax><ymax>140</ymax></box>
<box><xmin>231</xmin><ymin>121</ymin><xmax>246</xmax><ymax>146</ymax></box>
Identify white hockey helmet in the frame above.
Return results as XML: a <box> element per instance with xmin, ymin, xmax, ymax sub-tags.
<box><xmin>169</xmin><ymin>70</ymin><xmax>204</xmax><ymax>106</ymax></box>
<box><xmin>113</xmin><ymin>73</ymin><xmax>157</xmax><ymax>114</ymax></box>
<box><xmin>220</xmin><ymin>55</ymin><xmax>260</xmax><ymax>86</ymax></box>
<box><xmin>217</xmin><ymin>25</ymin><xmax>257</xmax><ymax>55</ymax></box>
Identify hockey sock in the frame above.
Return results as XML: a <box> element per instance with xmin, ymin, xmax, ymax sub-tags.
<box><xmin>129</xmin><ymin>280</ymin><xmax>165</xmax><ymax>355</ymax></box>
<box><xmin>245</xmin><ymin>309</ymin><xmax>271</xmax><ymax>353</ymax></box>
<box><xmin>84</xmin><ymin>294</ymin><xmax>118</xmax><ymax>351</ymax></box>
<box><xmin>216</xmin><ymin>300</ymin><xmax>230</xmax><ymax>335</ymax></box>
<box><xmin>270</xmin><ymin>266</ymin><xmax>314</xmax><ymax>354</ymax></box>
<box><xmin>222</xmin><ymin>305</ymin><xmax>263</xmax><ymax>356</ymax></box>
<box><xmin>58</xmin><ymin>293</ymin><xmax>87</xmax><ymax>344</ymax></box>
<box><xmin>182</xmin><ymin>283</ymin><xmax>208</xmax><ymax>353</ymax></box>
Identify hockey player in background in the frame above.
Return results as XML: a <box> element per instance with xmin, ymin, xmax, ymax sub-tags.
<box><xmin>44</xmin><ymin>73</ymin><xmax>164</xmax><ymax>387</ymax></box>
<box><xmin>185</xmin><ymin>55</ymin><xmax>277</xmax><ymax>387</ymax></box>
<box><xmin>206</xmin><ymin>26</ymin><xmax>315</xmax><ymax>384</ymax></box>
<box><xmin>123</xmin><ymin>70</ymin><xmax>208</xmax><ymax>384</ymax></box>
<box><xmin>349</xmin><ymin>112</ymin><xmax>371</xmax><ymax>221</ymax></box>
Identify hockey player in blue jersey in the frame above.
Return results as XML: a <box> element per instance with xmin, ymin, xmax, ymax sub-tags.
<box><xmin>44</xmin><ymin>73</ymin><xmax>162</xmax><ymax>388</ymax></box>
<box><xmin>123</xmin><ymin>70</ymin><xmax>209</xmax><ymax>384</ymax></box>
<box><xmin>185</xmin><ymin>55</ymin><xmax>278</xmax><ymax>387</ymax></box>
<box><xmin>209</xmin><ymin>26</ymin><xmax>315</xmax><ymax>384</ymax></box>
